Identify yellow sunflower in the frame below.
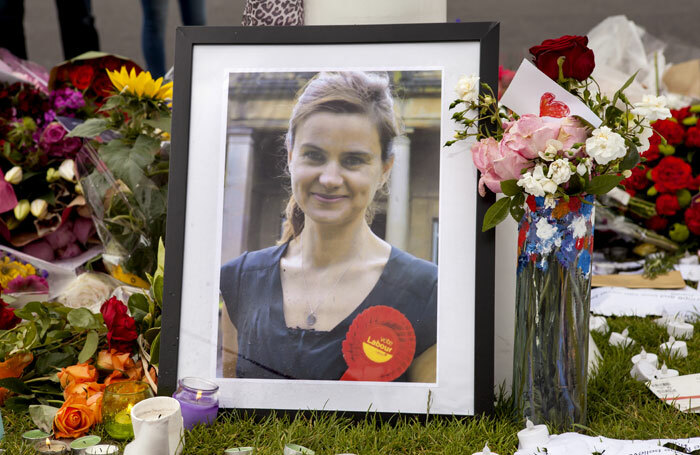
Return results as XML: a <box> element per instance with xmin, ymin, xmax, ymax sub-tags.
<box><xmin>106</xmin><ymin>66</ymin><xmax>173</xmax><ymax>101</ymax></box>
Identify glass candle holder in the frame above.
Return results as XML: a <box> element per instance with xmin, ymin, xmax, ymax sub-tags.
<box><xmin>102</xmin><ymin>381</ymin><xmax>153</xmax><ymax>440</ymax></box>
<box><xmin>172</xmin><ymin>377</ymin><xmax>219</xmax><ymax>429</ymax></box>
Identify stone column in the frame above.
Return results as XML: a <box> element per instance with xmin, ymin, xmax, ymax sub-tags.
<box><xmin>385</xmin><ymin>134</ymin><xmax>411</xmax><ymax>250</ymax></box>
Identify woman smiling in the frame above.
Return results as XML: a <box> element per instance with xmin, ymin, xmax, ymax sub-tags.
<box><xmin>220</xmin><ymin>71</ymin><xmax>437</xmax><ymax>382</ymax></box>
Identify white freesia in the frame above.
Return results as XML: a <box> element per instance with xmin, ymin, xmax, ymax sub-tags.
<box><xmin>56</xmin><ymin>272</ymin><xmax>119</xmax><ymax>314</ymax></box>
<box><xmin>548</xmin><ymin>158</ymin><xmax>572</xmax><ymax>185</ymax></box>
<box><xmin>631</xmin><ymin>95</ymin><xmax>671</xmax><ymax>122</ymax></box>
<box><xmin>58</xmin><ymin>159</ymin><xmax>75</xmax><ymax>182</ymax></box>
<box><xmin>536</xmin><ymin>218</ymin><xmax>557</xmax><ymax>241</ymax></box>
<box><xmin>539</xmin><ymin>139</ymin><xmax>563</xmax><ymax>161</ymax></box>
<box><xmin>586</xmin><ymin>127</ymin><xmax>627</xmax><ymax>165</ymax></box>
<box><xmin>455</xmin><ymin>74</ymin><xmax>479</xmax><ymax>104</ymax></box>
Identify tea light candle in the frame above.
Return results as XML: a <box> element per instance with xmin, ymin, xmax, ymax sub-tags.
<box><xmin>631</xmin><ymin>347</ymin><xmax>658</xmax><ymax>368</ymax></box>
<box><xmin>22</xmin><ymin>429</ymin><xmax>52</xmax><ymax>442</ymax></box>
<box><xmin>284</xmin><ymin>444</ymin><xmax>315</xmax><ymax>455</ymax></box>
<box><xmin>630</xmin><ymin>359</ymin><xmax>657</xmax><ymax>382</ymax></box>
<box><xmin>655</xmin><ymin>363</ymin><xmax>679</xmax><ymax>379</ymax></box>
<box><xmin>172</xmin><ymin>377</ymin><xmax>219</xmax><ymax>430</ymax></box>
<box><xmin>472</xmin><ymin>443</ymin><xmax>498</xmax><ymax>455</ymax></box>
<box><xmin>667</xmin><ymin>320</ymin><xmax>694</xmax><ymax>340</ymax></box>
<box><xmin>224</xmin><ymin>448</ymin><xmax>256</xmax><ymax>454</ymax></box>
<box><xmin>609</xmin><ymin>328</ymin><xmax>634</xmax><ymax>347</ymax></box>
<box><xmin>660</xmin><ymin>336</ymin><xmax>688</xmax><ymax>358</ymax></box>
<box><xmin>34</xmin><ymin>439</ymin><xmax>69</xmax><ymax>454</ymax></box>
<box><xmin>517</xmin><ymin>418</ymin><xmax>549</xmax><ymax>449</ymax></box>
<box><xmin>654</xmin><ymin>314</ymin><xmax>683</xmax><ymax>328</ymax></box>
<box><xmin>84</xmin><ymin>444</ymin><xmax>120</xmax><ymax>454</ymax></box>
<box><xmin>105</xmin><ymin>403</ymin><xmax>135</xmax><ymax>440</ymax></box>
<box><xmin>589</xmin><ymin>315</ymin><xmax>609</xmax><ymax>334</ymax></box>
<box><xmin>69</xmin><ymin>435</ymin><xmax>101</xmax><ymax>454</ymax></box>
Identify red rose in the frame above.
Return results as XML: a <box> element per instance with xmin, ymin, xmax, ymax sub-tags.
<box><xmin>646</xmin><ymin>215</ymin><xmax>668</xmax><ymax>232</ymax></box>
<box><xmin>0</xmin><ymin>296</ymin><xmax>21</xmax><ymax>330</ymax></box>
<box><xmin>69</xmin><ymin>65</ymin><xmax>95</xmax><ymax>91</ymax></box>
<box><xmin>529</xmin><ymin>35</ymin><xmax>595</xmax><ymax>81</ymax></box>
<box><xmin>651</xmin><ymin>156</ymin><xmax>692</xmax><ymax>193</ymax></box>
<box><xmin>622</xmin><ymin>166</ymin><xmax>649</xmax><ymax>191</ymax></box>
<box><xmin>100</xmin><ymin>297</ymin><xmax>137</xmax><ymax>353</ymax></box>
<box><xmin>656</xmin><ymin>193</ymin><xmax>680</xmax><ymax>216</ymax></box>
<box><xmin>100</xmin><ymin>296</ymin><xmax>128</xmax><ymax>328</ymax></box>
<box><xmin>686</xmin><ymin>127</ymin><xmax>700</xmax><ymax>148</ymax></box>
<box><xmin>653</xmin><ymin>119</ymin><xmax>685</xmax><ymax>146</ymax></box>
<box><xmin>685</xmin><ymin>205</ymin><xmax>700</xmax><ymax>235</ymax></box>
<box><xmin>91</xmin><ymin>73</ymin><xmax>114</xmax><ymax>99</ymax></box>
<box><xmin>642</xmin><ymin>132</ymin><xmax>661</xmax><ymax>162</ymax></box>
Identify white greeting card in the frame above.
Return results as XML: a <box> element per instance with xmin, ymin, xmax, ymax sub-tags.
<box><xmin>500</xmin><ymin>59</ymin><xmax>602</xmax><ymax>128</ymax></box>
<box><xmin>647</xmin><ymin>373</ymin><xmax>700</xmax><ymax>413</ymax></box>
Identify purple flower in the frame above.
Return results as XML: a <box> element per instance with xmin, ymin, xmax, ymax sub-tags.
<box><xmin>43</xmin><ymin>109</ymin><xmax>56</xmax><ymax>125</ymax></box>
<box><xmin>6</xmin><ymin>275</ymin><xmax>49</xmax><ymax>293</ymax></box>
<box><xmin>50</xmin><ymin>87</ymin><xmax>85</xmax><ymax>115</ymax></box>
<box><xmin>40</xmin><ymin>122</ymin><xmax>66</xmax><ymax>145</ymax></box>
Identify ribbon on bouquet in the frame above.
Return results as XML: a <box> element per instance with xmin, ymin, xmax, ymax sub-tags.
<box><xmin>340</xmin><ymin>305</ymin><xmax>416</xmax><ymax>382</ymax></box>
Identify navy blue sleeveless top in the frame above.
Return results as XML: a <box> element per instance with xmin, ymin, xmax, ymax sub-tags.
<box><xmin>220</xmin><ymin>243</ymin><xmax>437</xmax><ymax>381</ymax></box>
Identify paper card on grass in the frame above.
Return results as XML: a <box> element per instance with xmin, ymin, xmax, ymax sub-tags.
<box><xmin>648</xmin><ymin>373</ymin><xmax>700</xmax><ymax>413</ymax></box>
<box><xmin>500</xmin><ymin>59</ymin><xmax>602</xmax><ymax>127</ymax></box>
<box><xmin>591</xmin><ymin>270</ymin><xmax>686</xmax><ymax>289</ymax></box>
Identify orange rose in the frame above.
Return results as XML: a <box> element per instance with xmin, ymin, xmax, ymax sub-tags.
<box><xmin>58</xmin><ymin>363</ymin><xmax>97</xmax><ymax>389</ymax></box>
<box><xmin>54</xmin><ymin>395</ymin><xmax>96</xmax><ymax>438</ymax></box>
<box><xmin>0</xmin><ymin>352</ymin><xmax>33</xmax><ymax>406</ymax></box>
<box><xmin>96</xmin><ymin>349</ymin><xmax>135</xmax><ymax>372</ymax></box>
<box><xmin>63</xmin><ymin>381</ymin><xmax>104</xmax><ymax>401</ymax></box>
<box><xmin>86</xmin><ymin>392</ymin><xmax>104</xmax><ymax>423</ymax></box>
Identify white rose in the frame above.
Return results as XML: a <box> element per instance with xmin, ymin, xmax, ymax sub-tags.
<box><xmin>631</xmin><ymin>95</ymin><xmax>672</xmax><ymax>122</ymax></box>
<box><xmin>548</xmin><ymin>159</ymin><xmax>572</xmax><ymax>185</ymax></box>
<box><xmin>539</xmin><ymin>139</ymin><xmax>563</xmax><ymax>161</ymax></box>
<box><xmin>585</xmin><ymin>127</ymin><xmax>627</xmax><ymax>165</ymax></box>
<box><xmin>536</xmin><ymin>218</ymin><xmax>557</xmax><ymax>241</ymax></box>
<box><xmin>455</xmin><ymin>74</ymin><xmax>480</xmax><ymax>104</ymax></box>
<box><xmin>56</xmin><ymin>272</ymin><xmax>119</xmax><ymax>314</ymax></box>
<box><xmin>517</xmin><ymin>170</ymin><xmax>545</xmax><ymax>197</ymax></box>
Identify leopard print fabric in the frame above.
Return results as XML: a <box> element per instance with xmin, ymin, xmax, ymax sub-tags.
<box><xmin>242</xmin><ymin>0</ymin><xmax>304</xmax><ymax>26</ymax></box>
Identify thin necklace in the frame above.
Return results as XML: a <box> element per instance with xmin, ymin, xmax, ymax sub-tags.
<box><xmin>299</xmin><ymin>233</ymin><xmax>359</xmax><ymax>327</ymax></box>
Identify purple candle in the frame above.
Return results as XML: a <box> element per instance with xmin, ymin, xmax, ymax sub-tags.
<box><xmin>172</xmin><ymin>377</ymin><xmax>219</xmax><ymax>429</ymax></box>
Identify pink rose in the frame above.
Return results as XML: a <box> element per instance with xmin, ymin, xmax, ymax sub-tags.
<box><xmin>558</xmin><ymin>116</ymin><xmax>589</xmax><ymax>151</ymax></box>
<box><xmin>40</xmin><ymin>122</ymin><xmax>67</xmax><ymax>145</ymax></box>
<box><xmin>472</xmin><ymin>137</ymin><xmax>533</xmax><ymax>196</ymax></box>
<box><xmin>501</xmin><ymin>114</ymin><xmax>561</xmax><ymax>159</ymax></box>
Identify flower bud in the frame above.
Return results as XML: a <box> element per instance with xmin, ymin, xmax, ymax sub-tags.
<box><xmin>75</xmin><ymin>182</ymin><xmax>83</xmax><ymax>195</ymax></box>
<box><xmin>46</xmin><ymin>168</ymin><xmax>60</xmax><ymax>183</ymax></box>
<box><xmin>659</xmin><ymin>144</ymin><xmax>675</xmax><ymax>156</ymax></box>
<box><xmin>622</xmin><ymin>170</ymin><xmax>632</xmax><ymax>178</ymax></box>
<box><xmin>5</xmin><ymin>216</ymin><xmax>20</xmax><ymax>230</ymax></box>
<box><xmin>4</xmin><ymin>166</ymin><xmax>22</xmax><ymax>184</ymax></box>
<box><xmin>670</xmin><ymin>223</ymin><xmax>690</xmax><ymax>242</ymax></box>
<box><xmin>677</xmin><ymin>189</ymin><xmax>692</xmax><ymax>208</ymax></box>
<box><xmin>682</xmin><ymin>116</ymin><xmax>698</xmax><ymax>126</ymax></box>
<box><xmin>646</xmin><ymin>186</ymin><xmax>658</xmax><ymax>197</ymax></box>
<box><xmin>690</xmin><ymin>105</ymin><xmax>700</xmax><ymax>113</ymax></box>
<box><xmin>30</xmin><ymin>199</ymin><xmax>48</xmax><ymax>219</ymax></box>
<box><xmin>58</xmin><ymin>159</ymin><xmax>76</xmax><ymax>182</ymax></box>
<box><xmin>13</xmin><ymin>199</ymin><xmax>30</xmax><ymax>221</ymax></box>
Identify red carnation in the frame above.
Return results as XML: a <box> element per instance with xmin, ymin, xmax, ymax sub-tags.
<box><xmin>622</xmin><ymin>166</ymin><xmax>649</xmax><ymax>191</ymax></box>
<box><xmin>651</xmin><ymin>156</ymin><xmax>692</xmax><ymax>193</ymax></box>
<box><xmin>671</xmin><ymin>107</ymin><xmax>691</xmax><ymax>122</ymax></box>
<box><xmin>529</xmin><ymin>35</ymin><xmax>595</xmax><ymax>81</ymax></box>
<box><xmin>100</xmin><ymin>297</ymin><xmax>137</xmax><ymax>353</ymax></box>
<box><xmin>653</xmin><ymin>119</ymin><xmax>685</xmax><ymax>146</ymax></box>
<box><xmin>69</xmin><ymin>65</ymin><xmax>95</xmax><ymax>91</ymax></box>
<box><xmin>685</xmin><ymin>205</ymin><xmax>700</xmax><ymax>235</ymax></box>
<box><xmin>0</xmin><ymin>293</ymin><xmax>21</xmax><ymax>330</ymax></box>
<box><xmin>642</xmin><ymin>132</ymin><xmax>661</xmax><ymax>162</ymax></box>
<box><xmin>656</xmin><ymin>193</ymin><xmax>680</xmax><ymax>216</ymax></box>
<box><xmin>646</xmin><ymin>215</ymin><xmax>669</xmax><ymax>232</ymax></box>
<box><xmin>686</xmin><ymin>127</ymin><xmax>700</xmax><ymax>148</ymax></box>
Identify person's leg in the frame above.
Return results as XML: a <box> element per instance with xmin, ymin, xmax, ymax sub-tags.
<box><xmin>178</xmin><ymin>0</ymin><xmax>206</xmax><ymax>26</ymax></box>
<box><xmin>140</xmin><ymin>0</ymin><xmax>168</xmax><ymax>78</ymax></box>
<box><xmin>0</xmin><ymin>0</ymin><xmax>27</xmax><ymax>59</ymax></box>
<box><xmin>55</xmin><ymin>0</ymin><xmax>100</xmax><ymax>60</ymax></box>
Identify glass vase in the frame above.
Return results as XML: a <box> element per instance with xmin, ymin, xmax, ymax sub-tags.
<box><xmin>512</xmin><ymin>194</ymin><xmax>594</xmax><ymax>428</ymax></box>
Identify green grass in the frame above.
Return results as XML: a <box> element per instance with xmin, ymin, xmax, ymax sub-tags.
<box><xmin>1</xmin><ymin>316</ymin><xmax>699</xmax><ymax>454</ymax></box>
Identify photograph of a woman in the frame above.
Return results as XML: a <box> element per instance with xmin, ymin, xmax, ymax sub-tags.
<box><xmin>219</xmin><ymin>70</ymin><xmax>441</xmax><ymax>382</ymax></box>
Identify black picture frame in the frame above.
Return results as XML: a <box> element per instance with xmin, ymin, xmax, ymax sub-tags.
<box><xmin>161</xmin><ymin>22</ymin><xmax>499</xmax><ymax>416</ymax></box>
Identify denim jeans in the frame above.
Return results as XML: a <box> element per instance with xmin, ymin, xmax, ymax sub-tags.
<box><xmin>141</xmin><ymin>0</ymin><xmax>206</xmax><ymax>78</ymax></box>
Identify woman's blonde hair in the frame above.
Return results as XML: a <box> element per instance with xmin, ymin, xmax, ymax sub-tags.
<box><xmin>279</xmin><ymin>71</ymin><xmax>401</xmax><ymax>244</ymax></box>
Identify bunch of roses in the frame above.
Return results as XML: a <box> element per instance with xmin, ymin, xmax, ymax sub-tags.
<box><xmin>621</xmin><ymin>104</ymin><xmax>700</xmax><ymax>243</ymax></box>
<box><xmin>100</xmin><ymin>296</ymin><xmax>138</xmax><ymax>353</ymax></box>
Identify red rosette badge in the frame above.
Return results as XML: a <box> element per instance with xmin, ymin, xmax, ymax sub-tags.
<box><xmin>340</xmin><ymin>305</ymin><xmax>416</xmax><ymax>382</ymax></box>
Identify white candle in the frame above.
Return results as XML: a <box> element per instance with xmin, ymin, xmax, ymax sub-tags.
<box><xmin>654</xmin><ymin>313</ymin><xmax>684</xmax><ymax>328</ymax></box>
<box><xmin>667</xmin><ymin>320</ymin><xmax>694</xmax><ymax>340</ymax></box>
<box><xmin>630</xmin><ymin>359</ymin><xmax>657</xmax><ymax>382</ymax></box>
<box><xmin>654</xmin><ymin>363</ymin><xmax>679</xmax><ymax>379</ymax></box>
<box><xmin>631</xmin><ymin>347</ymin><xmax>658</xmax><ymax>368</ymax></box>
<box><xmin>517</xmin><ymin>418</ymin><xmax>549</xmax><ymax>449</ymax></box>
<box><xmin>472</xmin><ymin>443</ymin><xmax>498</xmax><ymax>455</ymax></box>
<box><xmin>609</xmin><ymin>328</ymin><xmax>634</xmax><ymax>347</ymax></box>
<box><xmin>659</xmin><ymin>336</ymin><xmax>688</xmax><ymax>358</ymax></box>
<box><xmin>589</xmin><ymin>316</ymin><xmax>609</xmax><ymax>334</ymax></box>
<box><xmin>85</xmin><ymin>445</ymin><xmax>120</xmax><ymax>455</ymax></box>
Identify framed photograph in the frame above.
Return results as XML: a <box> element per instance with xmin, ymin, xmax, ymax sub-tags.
<box><xmin>161</xmin><ymin>23</ymin><xmax>498</xmax><ymax>416</ymax></box>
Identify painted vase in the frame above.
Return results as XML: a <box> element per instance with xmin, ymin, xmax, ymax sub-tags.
<box><xmin>512</xmin><ymin>194</ymin><xmax>594</xmax><ymax>428</ymax></box>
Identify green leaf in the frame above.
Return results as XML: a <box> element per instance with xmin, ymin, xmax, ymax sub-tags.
<box><xmin>619</xmin><ymin>144</ymin><xmax>640</xmax><ymax>171</ymax></box>
<box><xmin>144</xmin><ymin>115</ymin><xmax>172</xmax><ymax>134</ymax></box>
<box><xmin>149</xmin><ymin>331</ymin><xmax>161</xmax><ymax>367</ymax></box>
<box><xmin>144</xmin><ymin>327</ymin><xmax>160</xmax><ymax>345</ymax></box>
<box><xmin>157</xmin><ymin>237</ymin><xmax>166</xmax><ymax>274</ymax></box>
<box><xmin>67</xmin><ymin>308</ymin><xmax>98</xmax><ymax>330</ymax></box>
<box><xmin>500</xmin><ymin>179</ymin><xmax>521</xmax><ymax>197</ymax></box>
<box><xmin>585</xmin><ymin>175</ymin><xmax>624</xmax><ymax>195</ymax></box>
<box><xmin>4</xmin><ymin>396</ymin><xmax>32</xmax><ymax>412</ymax></box>
<box><xmin>153</xmin><ymin>275</ymin><xmax>163</xmax><ymax>308</ymax></box>
<box><xmin>29</xmin><ymin>405</ymin><xmax>60</xmax><ymax>433</ymax></box>
<box><xmin>35</xmin><ymin>350</ymin><xmax>76</xmax><ymax>376</ymax></box>
<box><xmin>128</xmin><ymin>293</ymin><xmax>149</xmax><ymax>314</ymax></box>
<box><xmin>66</xmin><ymin>118</ymin><xmax>109</xmax><ymax>138</ymax></box>
<box><xmin>509</xmin><ymin>193</ymin><xmax>526</xmax><ymax>222</ymax></box>
<box><xmin>78</xmin><ymin>330</ymin><xmax>99</xmax><ymax>364</ymax></box>
<box><xmin>0</xmin><ymin>377</ymin><xmax>32</xmax><ymax>395</ymax></box>
<box><xmin>99</xmin><ymin>135</ymin><xmax>158</xmax><ymax>190</ymax></box>
<box><xmin>611</xmin><ymin>71</ymin><xmax>638</xmax><ymax>107</ymax></box>
<box><xmin>14</xmin><ymin>301</ymin><xmax>49</xmax><ymax>321</ymax></box>
<box><xmin>482</xmin><ymin>197</ymin><xmax>511</xmax><ymax>232</ymax></box>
